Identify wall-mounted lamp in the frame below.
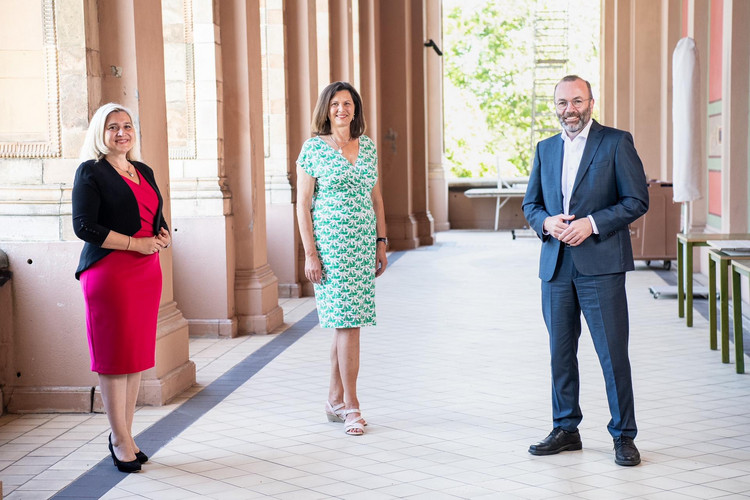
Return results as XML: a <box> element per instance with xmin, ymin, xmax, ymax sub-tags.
<box><xmin>424</xmin><ymin>39</ymin><xmax>442</xmax><ymax>56</ymax></box>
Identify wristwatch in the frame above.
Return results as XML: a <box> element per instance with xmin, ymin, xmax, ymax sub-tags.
<box><xmin>376</xmin><ymin>237</ymin><xmax>388</xmax><ymax>246</ymax></box>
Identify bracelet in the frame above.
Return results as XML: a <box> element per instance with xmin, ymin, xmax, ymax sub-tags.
<box><xmin>376</xmin><ymin>237</ymin><xmax>388</xmax><ymax>245</ymax></box>
<box><xmin>126</xmin><ymin>236</ymin><xmax>131</xmax><ymax>250</ymax></box>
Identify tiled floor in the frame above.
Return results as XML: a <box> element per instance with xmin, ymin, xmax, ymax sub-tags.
<box><xmin>2</xmin><ymin>230</ymin><xmax>750</xmax><ymax>499</ymax></box>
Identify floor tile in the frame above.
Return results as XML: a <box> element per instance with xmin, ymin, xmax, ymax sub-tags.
<box><xmin>1</xmin><ymin>232</ymin><xmax>749</xmax><ymax>499</ymax></box>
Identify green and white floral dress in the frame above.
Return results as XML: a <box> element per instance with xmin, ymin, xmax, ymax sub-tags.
<box><xmin>297</xmin><ymin>135</ymin><xmax>378</xmax><ymax>328</ymax></box>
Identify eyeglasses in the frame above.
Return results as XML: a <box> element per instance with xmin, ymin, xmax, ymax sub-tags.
<box><xmin>555</xmin><ymin>98</ymin><xmax>592</xmax><ymax>111</ymax></box>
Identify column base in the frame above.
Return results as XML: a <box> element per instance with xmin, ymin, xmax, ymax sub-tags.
<box><xmin>137</xmin><ymin>360</ymin><xmax>197</xmax><ymax>406</ymax></box>
<box><xmin>387</xmin><ymin>214</ymin><xmax>420</xmax><ymax>250</ymax></box>
<box><xmin>235</xmin><ymin>263</ymin><xmax>285</xmax><ymax>334</ymax></box>
<box><xmin>238</xmin><ymin>305</ymin><xmax>284</xmax><ymax>335</ymax></box>
<box><xmin>137</xmin><ymin>301</ymin><xmax>196</xmax><ymax>405</ymax></box>
<box><xmin>187</xmin><ymin>318</ymin><xmax>238</xmax><ymax>338</ymax></box>
<box><xmin>7</xmin><ymin>386</ymin><xmax>93</xmax><ymax>413</ymax></box>
<box><xmin>429</xmin><ymin>164</ymin><xmax>450</xmax><ymax>232</ymax></box>
<box><xmin>278</xmin><ymin>282</ymin><xmax>302</xmax><ymax>298</ymax></box>
<box><xmin>413</xmin><ymin>210</ymin><xmax>435</xmax><ymax>246</ymax></box>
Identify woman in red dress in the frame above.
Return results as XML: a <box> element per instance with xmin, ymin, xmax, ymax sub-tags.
<box><xmin>73</xmin><ymin>103</ymin><xmax>171</xmax><ymax>473</ymax></box>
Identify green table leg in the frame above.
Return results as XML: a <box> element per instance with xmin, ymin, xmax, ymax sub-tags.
<box><xmin>678</xmin><ymin>238</ymin><xmax>684</xmax><ymax>319</ymax></box>
<box><xmin>720</xmin><ymin>259</ymin><xmax>730</xmax><ymax>363</ymax></box>
<box><xmin>732</xmin><ymin>267</ymin><xmax>745</xmax><ymax>374</ymax></box>
<box><xmin>687</xmin><ymin>242</ymin><xmax>694</xmax><ymax>327</ymax></box>
<box><xmin>709</xmin><ymin>254</ymin><xmax>717</xmax><ymax>350</ymax></box>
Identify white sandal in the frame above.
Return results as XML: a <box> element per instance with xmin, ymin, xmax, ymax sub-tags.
<box><xmin>343</xmin><ymin>408</ymin><xmax>365</xmax><ymax>436</ymax></box>
<box><xmin>325</xmin><ymin>401</ymin><xmax>346</xmax><ymax>423</ymax></box>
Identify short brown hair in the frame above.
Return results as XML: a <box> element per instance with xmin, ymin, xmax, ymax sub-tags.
<box><xmin>310</xmin><ymin>81</ymin><xmax>366</xmax><ymax>138</ymax></box>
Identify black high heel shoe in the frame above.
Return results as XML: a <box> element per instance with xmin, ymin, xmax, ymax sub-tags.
<box><xmin>108</xmin><ymin>433</ymin><xmax>141</xmax><ymax>473</ymax></box>
<box><xmin>135</xmin><ymin>450</ymin><xmax>148</xmax><ymax>464</ymax></box>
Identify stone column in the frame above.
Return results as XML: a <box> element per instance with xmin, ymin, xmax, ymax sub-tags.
<box><xmin>329</xmin><ymin>0</ymin><xmax>354</xmax><ymax>82</ymax></box>
<box><xmin>358</xmin><ymin>0</ymin><xmax>378</xmax><ymax>143</ymax></box>
<box><xmin>283</xmin><ymin>0</ymin><xmax>319</xmax><ymax>297</ymax></box>
<box><xmin>630</xmin><ymin>0</ymin><xmax>664</xmax><ymax>181</ymax></box>
<box><xmin>264</xmin><ymin>0</ymin><xmax>297</xmax><ymax>298</ymax></box>
<box><xmin>96</xmin><ymin>0</ymin><xmax>195</xmax><ymax>405</ymax></box>
<box><xmin>686</xmin><ymin>0</ymin><xmax>710</xmax><ymax>232</ymax></box>
<box><xmin>377</xmin><ymin>1</ymin><xmax>418</xmax><ymax>250</ymax></box>
<box><xmin>600</xmin><ymin>0</ymin><xmax>615</xmax><ymax>125</ymax></box>
<box><xmin>659</xmin><ymin>1</ymin><xmax>682</xmax><ymax>182</ymax></box>
<box><xmin>601</xmin><ymin>0</ymin><xmax>634</xmax><ymax>132</ymax></box>
<box><xmin>219</xmin><ymin>0</ymin><xmax>284</xmax><ymax>333</ymax></box>
<box><xmin>408</xmin><ymin>1</ymin><xmax>434</xmax><ymax>246</ymax></box>
<box><xmin>600</xmin><ymin>0</ymin><xmax>664</xmax><ymax>181</ymax></box>
<box><xmin>165</xmin><ymin>0</ymin><xmax>238</xmax><ymax>337</ymax></box>
<box><xmin>720</xmin><ymin>0</ymin><xmax>750</xmax><ymax>232</ymax></box>
<box><xmin>425</xmin><ymin>0</ymin><xmax>449</xmax><ymax>232</ymax></box>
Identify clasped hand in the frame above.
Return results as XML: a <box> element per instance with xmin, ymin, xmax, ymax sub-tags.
<box><xmin>134</xmin><ymin>228</ymin><xmax>171</xmax><ymax>255</ymax></box>
<box><xmin>543</xmin><ymin>214</ymin><xmax>592</xmax><ymax>247</ymax></box>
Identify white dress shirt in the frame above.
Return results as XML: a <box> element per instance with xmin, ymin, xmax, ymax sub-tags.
<box><xmin>561</xmin><ymin>119</ymin><xmax>598</xmax><ymax>234</ymax></box>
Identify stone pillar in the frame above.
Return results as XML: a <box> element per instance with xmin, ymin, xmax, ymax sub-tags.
<box><xmin>686</xmin><ymin>0</ymin><xmax>710</xmax><ymax>232</ymax></box>
<box><xmin>659</xmin><ymin>0</ymin><xmax>682</xmax><ymax>182</ymax></box>
<box><xmin>219</xmin><ymin>0</ymin><xmax>284</xmax><ymax>333</ymax></box>
<box><xmin>264</xmin><ymin>0</ymin><xmax>297</xmax><ymax>298</ymax></box>
<box><xmin>165</xmin><ymin>0</ymin><xmax>238</xmax><ymax>337</ymax></box>
<box><xmin>601</xmin><ymin>0</ymin><xmax>634</xmax><ymax>132</ymax></box>
<box><xmin>631</xmin><ymin>0</ymin><xmax>664</xmax><ymax>181</ymax></box>
<box><xmin>720</xmin><ymin>0</ymin><xmax>750</xmax><ymax>232</ymax></box>
<box><xmin>358</xmin><ymin>0</ymin><xmax>378</xmax><ymax>143</ymax></box>
<box><xmin>377</xmin><ymin>1</ymin><xmax>418</xmax><ymax>250</ymax></box>
<box><xmin>316</xmin><ymin>0</ymin><xmax>331</xmax><ymax>92</ymax></box>
<box><xmin>600</xmin><ymin>0</ymin><xmax>615</xmax><ymax>125</ymax></box>
<box><xmin>94</xmin><ymin>0</ymin><xmax>196</xmax><ymax>405</ymax></box>
<box><xmin>600</xmin><ymin>0</ymin><xmax>666</xmax><ymax>181</ymax></box>
<box><xmin>425</xmin><ymin>0</ymin><xmax>449</xmax><ymax>232</ymax></box>
<box><xmin>409</xmin><ymin>1</ymin><xmax>434</xmax><ymax>246</ymax></box>
<box><xmin>329</xmin><ymin>0</ymin><xmax>354</xmax><ymax>82</ymax></box>
<box><xmin>283</xmin><ymin>0</ymin><xmax>319</xmax><ymax>297</ymax></box>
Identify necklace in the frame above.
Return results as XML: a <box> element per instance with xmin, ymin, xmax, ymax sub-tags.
<box><xmin>113</xmin><ymin>162</ymin><xmax>135</xmax><ymax>178</ymax></box>
<box><xmin>330</xmin><ymin>135</ymin><xmax>352</xmax><ymax>154</ymax></box>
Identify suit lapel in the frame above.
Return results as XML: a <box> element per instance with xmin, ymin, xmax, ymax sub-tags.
<box><xmin>549</xmin><ymin>136</ymin><xmax>564</xmax><ymax>213</ymax></box>
<box><xmin>571</xmin><ymin>120</ymin><xmax>603</xmax><ymax>199</ymax></box>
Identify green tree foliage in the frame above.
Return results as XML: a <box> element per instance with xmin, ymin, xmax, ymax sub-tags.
<box><xmin>444</xmin><ymin>1</ymin><xmax>534</xmax><ymax>177</ymax></box>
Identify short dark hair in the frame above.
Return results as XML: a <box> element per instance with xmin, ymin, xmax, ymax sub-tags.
<box><xmin>554</xmin><ymin>75</ymin><xmax>593</xmax><ymax>100</ymax></box>
<box><xmin>310</xmin><ymin>81</ymin><xmax>366</xmax><ymax>138</ymax></box>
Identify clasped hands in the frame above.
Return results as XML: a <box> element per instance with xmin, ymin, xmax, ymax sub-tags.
<box><xmin>543</xmin><ymin>214</ymin><xmax>592</xmax><ymax>247</ymax></box>
<box><xmin>133</xmin><ymin>228</ymin><xmax>172</xmax><ymax>255</ymax></box>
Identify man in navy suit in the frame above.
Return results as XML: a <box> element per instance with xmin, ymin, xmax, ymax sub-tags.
<box><xmin>522</xmin><ymin>75</ymin><xmax>649</xmax><ymax>466</ymax></box>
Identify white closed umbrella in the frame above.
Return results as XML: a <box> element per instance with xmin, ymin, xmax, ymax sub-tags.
<box><xmin>672</xmin><ymin>37</ymin><xmax>702</xmax><ymax>220</ymax></box>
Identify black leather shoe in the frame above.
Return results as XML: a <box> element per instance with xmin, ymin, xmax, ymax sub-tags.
<box><xmin>528</xmin><ymin>428</ymin><xmax>582</xmax><ymax>455</ymax></box>
<box><xmin>135</xmin><ymin>450</ymin><xmax>148</xmax><ymax>464</ymax></box>
<box><xmin>614</xmin><ymin>436</ymin><xmax>640</xmax><ymax>466</ymax></box>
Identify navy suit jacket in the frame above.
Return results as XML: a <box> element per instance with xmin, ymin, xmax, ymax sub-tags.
<box><xmin>522</xmin><ymin>120</ymin><xmax>649</xmax><ymax>281</ymax></box>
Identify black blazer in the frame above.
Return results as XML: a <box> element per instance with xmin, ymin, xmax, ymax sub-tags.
<box><xmin>72</xmin><ymin>158</ymin><xmax>168</xmax><ymax>279</ymax></box>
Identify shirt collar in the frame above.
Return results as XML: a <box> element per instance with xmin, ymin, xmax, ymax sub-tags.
<box><xmin>561</xmin><ymin>118</ymin><xmax>594</xmax><ymax>144</ymax></box>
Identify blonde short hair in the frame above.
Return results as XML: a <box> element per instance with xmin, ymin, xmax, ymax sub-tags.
<box><xmin>79</xmin><ymin>103</ymin><xmax>141</xmax><ymax>161</ymax></box>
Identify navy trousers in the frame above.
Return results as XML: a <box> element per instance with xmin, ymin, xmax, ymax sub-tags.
<box><xmin>541</xmin><ymin>245</ymin><xmax>637</xmax><ymax>438</ymax></box>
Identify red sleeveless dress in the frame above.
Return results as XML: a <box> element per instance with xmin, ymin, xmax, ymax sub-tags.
<box><xmin>80</xmin><ymin>171</ymin><xmax>163</xmax><ymax>374</ymax></box>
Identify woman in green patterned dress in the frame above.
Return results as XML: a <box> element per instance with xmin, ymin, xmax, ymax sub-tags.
<box><xmin>296</xmin><ymin>82</ymin><xmax>388</xmax><ymax>436</ymax></box>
